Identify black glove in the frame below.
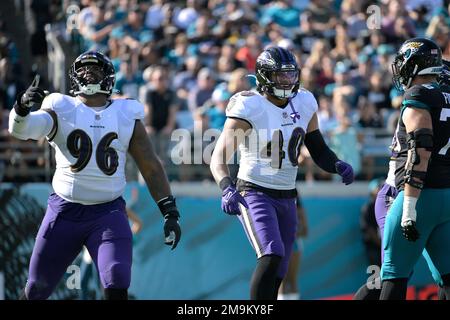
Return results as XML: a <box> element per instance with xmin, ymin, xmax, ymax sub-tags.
<box><xmin>164</xmin><ymin>217</ymin><xmax>181</xmax><ymax>250</ymax></box>
<box><xmin>157</xmin><ymin>195</ymin><xmax>181</xmax><ymax>250</ymax></box>
<box><xmin>15</xmin><ymin>75</ymin><xmax>46</xmax><ymax>116</ymax></box>
<box><xmin>401</xmin><ymin>220</ymin><xmax>420</xmax><ymax>242</ymax></box>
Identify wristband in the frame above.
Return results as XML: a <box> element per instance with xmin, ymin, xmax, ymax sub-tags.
<box><xmin>157</xmin><ymin>195</ymin><xmax>180</xmax><ymax>219</ymax></box>
<box><xmin>402</xmin><ymin>195</ymin><xmax>417</xmax><ymax>226</ymax></box>
<box><xmin>219</xmin><ymin>177</ymin><xmax>233</xmax><ymax>191</ymax></box>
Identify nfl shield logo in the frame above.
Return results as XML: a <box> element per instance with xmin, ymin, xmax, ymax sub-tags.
<box><xmin>282</xmin><ymin>112</ymin><xmax>288</xmax><ymax>119</ymax></box>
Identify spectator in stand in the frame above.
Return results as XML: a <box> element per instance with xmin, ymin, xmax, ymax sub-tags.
<box><xmin>115</xmin><ymin>57</ymin><xmax>143</xmax><ymax>100</ymax></box>
<box><xmin>305</xmin><ymin>39</ymin><xmax>329</xmax><ymax>71</ymax></box>
<box><xmin>350</xmin><ymin>54</ymin><xmax>372</xmax><ymax>97</ymax></box>
<box><xmin>391</xmin><ymin>16</ymin><xmax>416</xmax><ymax>45</ymax></box>
<box><xmin>236</xmin><ymin>32</ymin><xmax>262</xmax><ymax>72</ymax></box>
<box><xmin>330</xmin><ymin>114</ymin><xmax>361</xmax><ymax>178</ymax></box>
<box><xmin>82</xmin><ymin>2</ymin><xmax>118</xmax><ymax>52</ymax></box>
<box><xmin>303</xmin><ymin>0</ymin><xmax>338</xmax><ymax>34</ymax></box>
<box><xmin>113</xmin><ymin>5</ymin><xmax>152</xmax><ymax>52</ymax></box>
<box><xmin>328</xmin><ymin>61</ymin><xmax>357</xmax><ymax>109</ymax></box>
<box><xmin>173</xmin><ymin>0</ymin><xmax>200</xmax><ymax>31</ymax></box>
<box><xmin>188</xmin><ymin>67</ymin><xmax>216</xmax><ymax>113</ymax></box>
<box><xmin>144</xmin><ymin>0</ymin><xmax>165</xmax><ymax>31</ymax></box>
<box><xmin>362</xmin><ymin>30</ymin><xmax>386</xmax><ymax>61</ymax></box>
<box><xmin>330</xmin><ymin>23</ymin><xmax>352</xmax><ymax>61</ymax></box>
<box><xmin>293</xmin><ymin>11</ymin><xmax>319</xmax><ymax>55</ymax></box>
<box><xmin>381</xmin><ymin>0</ymin><xmax>416</xmax><ymax>43</ymax></box>
<box><xmin>166</xmin><ymin>33</ymin><xmax>190</xmax><ymax>71</ymax></box>
<box><xmin>317</xmin><ymin>95</ymin><xmax>338</xmax><ymax>135</ymax></box>
<box><xmin>373</xmin><ymin>44</ymin><xmax>395</xmax><ymax>74</ymax></box>
<box><xmin>173</xmin><ymin>55</ymin><xmax>202</xmax><ymax>106</ymax></box>
<box><xmin>143</xmin><ymin>65</ymin><xmax>179</xmax><ymax>162</ymax></box>
<box><xmin>207</xmin><ymin>84</ymin><xmax>229</xmax><ymax>131</ymax></box>
<box><xmin>340</xmin><ymin>0</ymin><xmax>369</xmax><ymax>39</ymax></box>
<box><xmin>367</xmin><ymin>71</ymin><xmax>392</xmax><ymax>111</ymax></box>
<box><xmin>227</xmin><ymin>68</ymin><xmax>252</xmax><ymax>96</ymax></box>
<box><xmin>261</xmin><ymin>0</ymin><xmax>300</xmax><ymax>29</ymax></box>
<box><xmin>356</xmin><ymin>96</ymin><xmax>383</xmax><ymax>129</ymax></box>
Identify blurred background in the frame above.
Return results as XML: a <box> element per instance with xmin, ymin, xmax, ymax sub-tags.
<box><xmin>0</xmin><ymin>0</ymin><xmax>449</xmax><ymax>300</ymax></box>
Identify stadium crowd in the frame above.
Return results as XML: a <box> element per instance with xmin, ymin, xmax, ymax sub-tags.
<box><xmin>0</xmin><ymin>0</ymin><xmax>449</xmax><ymax>183</ymax></box>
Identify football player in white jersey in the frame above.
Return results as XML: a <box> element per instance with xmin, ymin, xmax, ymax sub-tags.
<box><xmin>8</xmin><ymin>51</ymin><xmax>181</xmax><ymax>300</ymax></box>
<box><xmin>210</xmin><ymin>46</ymin><xmax>354</xmax><ymax>300</ymax></box>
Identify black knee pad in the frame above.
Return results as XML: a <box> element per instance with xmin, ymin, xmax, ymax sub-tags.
<box><xmin>104</xmin><ymin>288</ymin><xmax>128</xmax><ymax>300</ymax></box>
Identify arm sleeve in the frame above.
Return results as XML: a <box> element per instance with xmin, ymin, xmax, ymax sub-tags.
<box><xmin>8</xmin><ymin>108</ymin><xmax>54</xmax><ymax>140</ymax></box>
<box><xmin>304</xmin><ymin>129</ymin><xmax>339</xmax><ymax>173</ymax></box>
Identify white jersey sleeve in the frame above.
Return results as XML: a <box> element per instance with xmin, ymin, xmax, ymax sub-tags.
<box><xmin>226</xmin><ymin>91</ymin><xmax>262</xmax><ymax>127</ymax></box>
<box><xmin>7</xmin><ymin>93</ymin><xmax>63</xmax><ymax>141</ymax></box>
<box><xmin>8</xmin><ymin>109</ymin><xmax>53</xmax><ymax>140</ymax></box>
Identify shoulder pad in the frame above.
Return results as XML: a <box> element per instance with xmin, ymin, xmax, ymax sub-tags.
<box><xmin>226</xmin><ymin>91</ymin><xmax>260</xmax><ymax>120</ymax></box>
<box><xmin>403</xmin><ymin>84</ymin><xmax>442</xmax><ymax>111</ymax></box>
<box><xmin>295</xmin><ymin>89</ymin><xmax>318</xmax><ymax>112</ymax></box>
<box><xmin>118</xmin><ymin>99</ymin><xmax>145</xmax><ymax>121</ymax></box>
<box><xmin>238</xmin><ymin>91</ymin><xmax>257</xmax><ymax>97</ymax></box>
<box><xmin>226</xmin><ymin>93</ymin><xmax>245</xmax><ymax>115</ymax></box>
<box><xmin>41</xmin><ymin>93</ymin><xmax>73</xmax><ymax>113</ymax></box>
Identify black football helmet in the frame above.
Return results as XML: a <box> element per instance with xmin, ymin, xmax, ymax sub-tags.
<box><xmin>255</xmin><ymin>46</ymin><xmax>300</xmax><ymax>99</ymax></box>
<box><xmin>392</xmin><ymin>37</ymin><xmax>443</xmax><ymax>90</ymax></box>
<box><xmin>69</xmin><ymin>51</ymin><xmax>116</xmax><ymax>96</ymax></box>
<box><xmin>438</xmin><ymin>59</ymin><xmax>450</xmax><ymax>86</ymax></box>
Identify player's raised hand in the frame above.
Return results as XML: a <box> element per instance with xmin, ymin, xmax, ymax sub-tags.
<box><xmin>221</xmin><ymin>185</ymin><xmax>248</xmax><ymax>215</ymax></box>
<box><xmin>335</xmin><ymin>160</ymin><xmax>354</xmax><ymax>185</ymax></box>
<box><xmin>19</xmin><ymin>75</ymin><xmax>47</xmax><ymax>110</ymax></box>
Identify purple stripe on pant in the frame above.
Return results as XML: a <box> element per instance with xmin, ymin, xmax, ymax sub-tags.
<box><xmin>25</xmin><ymin>193</ymin><xmax>132</xmax><ymax>300</ymax></box>
<box><xmin>374</xmin><ymin>183</ymin><xmax>398</xmax><ymax>264</ymax></box>
<box><xmin>237</xmin><ymin>190</ymin><xmax>297</xmax><ymax>279</ymax></box>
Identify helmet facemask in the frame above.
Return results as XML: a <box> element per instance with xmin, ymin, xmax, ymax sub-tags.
<box><xmin>72</xmin><ymin>65</ymin><xmax>105</xmax><ymax>95</ymax></box>
<box><xmin>257</xmin><ymin>68</ymin><xmax>300</xmax><ymax>99</ymax></box>
<box><xmin>391</xmin><ymin>53</ymin><xmax>413</xmax><ymax>91</ymax></box>
<box><xmin>270</xmin><ymin>70</ymin><xmax>299</xmax><ymax>99</ymax></box>
<box><xmin>69</xmin><ymin>52</ymin><xmax>116</xmax><ymax>96</ymax></box>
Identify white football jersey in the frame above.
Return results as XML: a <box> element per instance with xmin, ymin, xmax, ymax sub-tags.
<box><xmin>42</xmin><ymin>93</ymin><xmax>145</xmax><ymax>205</ymax></box>
<box><xmin>226</xmin><ymin>89</ymin><xmax>318</xmax><ymax>190</ymax></box>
